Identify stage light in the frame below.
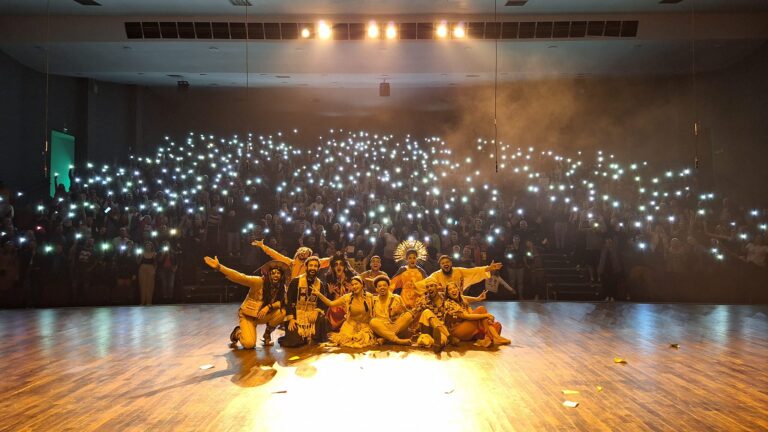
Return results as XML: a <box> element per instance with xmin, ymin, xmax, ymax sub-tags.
<box><xmin>453</xmin><ymin>24</ymin><xmax>466</xmax><ymax>38</ymax></box>
<box><xmin>317</xmin><ymin>20</ymin><xmax>332</xmax><ymax>39</ymax></box>
<box><xmin>436</xmin><ymin>22</ymin><xmax>448</xmax><ymax>38</ymax></box>
<box><xmin>385</xmin><ymin>22</ymin><xmax>397</xmax><ymax>39</ymax></box>
<box><xmin>301</xmin><ymin>27</ymin><xmax>311</xmax><ymax>38</ymax></box>
<box><xmin>367</xmin><ymin>21</ymin><xmax>380</xmax><ymax>39</ymax></box>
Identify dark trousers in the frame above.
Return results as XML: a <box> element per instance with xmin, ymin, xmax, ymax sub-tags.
<box><xmin>278</xmin><ymin>315</ymin><xmax>329</xmax><ymax>347</ymax></box>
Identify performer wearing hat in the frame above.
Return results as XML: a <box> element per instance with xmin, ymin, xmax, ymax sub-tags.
<box><xmin>368</xmin><ymin>275</ymin><xmax>417</xmax><ymax>345</ymax></box>
<box><xmin>203</xmin><ymin>256</ymin><xmax>288</xmax><ymax>348</ymax></box>
<box><xmin>251</xmin><ymin>240</ymin><xmax>330</xmax><ymax>280</ymax></box>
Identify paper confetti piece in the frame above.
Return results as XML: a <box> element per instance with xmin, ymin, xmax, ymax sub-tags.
<box><xmin>288</xmin><ymin>356</ymin><xmax>301</xmax><ymax>361</ymax></box>
<box><xmin>595</xmin><ymin>386</ymin><xmax>603</xmax><ymax>392</ymax></box>
<box><xmin>199</xmin><ymin>364</ymin><xmax>215</xmax><ymax>370</ymax></box>
<box><xmin>562</xmin><ymin>390</ymin><xmax>580</xmax><ymax>395</ymax></box>
<box><xmin>613</xmin><ymin>357</ymin><xmax>627</xmax><ymax>364</ymax></box>
<box><xmin>669</xmin><ymin>343</ymin><xmax>680</xmax><ymax>349</ymax></box>
<box><xmin>444</xmin><ymin>389</ymin><xmax>455</xmax><ymax>394</ymax></box>
<box><xmin>272</xmin><ymin>390</ymin><xmax>287</xmax><ymax>394</ymax></box>
<box><xmin>563</xmin><ymin>401</ymin><xmax>579</xmax><ymax>408</ymax></box>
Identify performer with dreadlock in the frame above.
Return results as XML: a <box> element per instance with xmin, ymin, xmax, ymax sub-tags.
<box><xmin>324</xmin><ymin>251</ymin><xmax>358</xmax><ymax>331</ymax></box>
<box><xmin>443</xmin><ymin>281</ymin><xmax>510</xmax><ymax>347</ymax></box>
<box><xmin>203</xmin><ymin>256</ymin><xmax>288</xmax><ymax>348</ymax></box>
<box><xmin>279</xmin><ymin>256</ymin><xmax>330</xmax><ymax>347</ymax></box>
<box><xmin>312</xmin><ymin>275</ymin><xmax>377</xmax><ymax>348</ymax></box>
<box><xmin>251</xmin><ymin>240</ymin><xmax>330</xmax><ymax>280</ymax></box>
<box><xmin>389</xmin><ymin>240</ymin><xmax>428</xmax><ymax>308</ymax></box>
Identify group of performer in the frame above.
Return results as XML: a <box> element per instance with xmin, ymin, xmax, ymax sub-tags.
<box><xmin>203</xmin><ymin>239</ymin><xmax>510</xmax><ymax>352</ymax></box>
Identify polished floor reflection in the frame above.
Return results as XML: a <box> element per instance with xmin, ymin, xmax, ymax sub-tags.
<box><xmin>1</xmin><ymin>302</ymin><xmax>767</xmax><ymax>431</ymax></box>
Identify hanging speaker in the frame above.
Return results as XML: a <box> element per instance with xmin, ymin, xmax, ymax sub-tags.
<box><xmin>379</xmin><ymin>82</ymin><xmax>390</xmax><ymax>97</ymax></box>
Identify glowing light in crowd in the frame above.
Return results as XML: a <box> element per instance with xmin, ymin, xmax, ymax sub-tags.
<box><xmin>301</xmin><ymin>27</ymin><xmax>311</xmax><ymax>38</ymax></box>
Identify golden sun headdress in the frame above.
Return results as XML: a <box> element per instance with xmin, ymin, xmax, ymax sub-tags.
<box><xmin>393</xmin><ymin>239</ymin><xmax>428</xmax><ymax>264</ymax></box>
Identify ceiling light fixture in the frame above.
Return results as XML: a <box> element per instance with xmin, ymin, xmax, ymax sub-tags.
<box><xmin>317</xmin><ymin>20</ymin><xmax>332</xmax><ymax>39</ymax></box>
<box><xmin>367</xmin><ymin>21</ymin><xmax>380</xmax><ymax>39</ymax></box>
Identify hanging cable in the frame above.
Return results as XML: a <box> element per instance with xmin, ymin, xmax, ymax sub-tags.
<box><xmin>245</xmin><ymin>3</ymin><xmax>250</xmax><ymax>90</ymax></box>
<box><xmin>691</xmin><ymin>1</ymin><xmax>700</xmax><ymax>170</ymax></box>
<box><xmin>493</xmin><ymin>0</ymin><xmax>499</xmax><ymax>173</ymax></box>
<box><xmin>245</xmin><ymin>3</ymin><xmax>251</xmax><ymax>151</ymax></box>
<box><xmin>43</xmin><ymin>0</ymin><xmax>51</xmax><ymax>178</ymax></box>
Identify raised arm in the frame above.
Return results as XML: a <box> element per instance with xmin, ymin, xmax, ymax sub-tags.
<box><xmin>312</xmin><ymin>286</ymin><xmax>347</xmax><ymax>307</ymax></box>
<box><xmin>463</xmin><ymin>290</ymin><xmax>488</xmax><ymax>304</ymax></box>
<box><xmin>251</xmin><ymin>239</ymin><xmax>292</xmax><ymax>265</ymax></box>
<box><xmin>203</xmin><ymin>256</ymin><xmax>262</xmax><ymax>287</ymax></box>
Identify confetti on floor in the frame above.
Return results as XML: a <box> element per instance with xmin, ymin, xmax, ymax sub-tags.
<box><xmin>199</xmin><ymin>364</ymin><xmax>214</xmax><ymax>370</ymax></box>
<box><xmin>563</xmin><ymin>401</ymin><xmax>579</xmax><ymax>408</ymax></box>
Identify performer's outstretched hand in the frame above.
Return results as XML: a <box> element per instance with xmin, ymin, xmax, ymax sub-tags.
<box><xmin>477</xmin><ymin>290</ymin><xmax>487</xmax><ymax>301</ymax></box>
<box><xmin>203</xmin><ymin>256</ymin><xmax>219</xmax><ymax>269</ymax></box>
<box><xmin>251</xmin><ymin>239</ymin><xmax>264</xmax><ymax>248</ymax></box>
<box><xmin>287</xmin><ymin>319</ymin><xmax>297</xmax><ymax>332</ymax></box>
<box><xmin>486</xmin><ymin>261</ymin><xmax>503</xmax><ymax>272</ymax></box>
<box><xmin>311</xmin><ymin>285</ymin><xmax>321</xmax><ymax>296</ymax></box>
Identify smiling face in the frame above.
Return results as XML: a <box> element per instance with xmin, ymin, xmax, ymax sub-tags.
<box><xmin>306</xmin><ymin>259</ymin><xmax>319</xmax><ymax>278</ymax></box>
<box><xmin>333</xmin><ymin>259</ymin><xmax>346</xmax><ymax>276</ymax></box>
<box><xmin>351</xmin><ymin>278</ymin><xmax>364</xmax><ymax>294</ymax></box>
<box><xmin>446</xmin><ymin>283</ymin><xmax>460</xmax><ymax>300</ymax></box>
<box><xmin>375</xmin><ymin>280</ymin><xmax>390</xmax><ymax>296</ymax></box>
<box><xmin>439</xmin><ymin>257</ymin><xmax>452</xmax><ymax>273</ymax></box>
<box><xmin>406</xmin><ymin>252</ymin><xmax>418</xmax><ymax>268</ymax></box>
<box><xmin>296</xmin><ymin>247</ymin><xmax>311</xmax><ymax>261</ymax></box>
<box><xmin>370</xmin><ymin>257</ymin><xmax>381</xmax><ymax>271</ymax></box>
<box><xmin>425</xmin><ymin>280</ymin><xmax>439</xmax><ymax>296</ymax></box>
<box><xmin>269</xmin><ymin>268</ymin><xmax>282</xmax><ymax>285</ymax></box>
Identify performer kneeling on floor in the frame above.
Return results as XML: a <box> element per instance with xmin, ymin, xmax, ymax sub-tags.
<box><xmin>203</xmin><ymin>256</ymin><xmax>288</xmax><ymax>348</ymax></box>
<box><xmin>279</xmin><ymin>256</ymin><xmax>330</xmax><ymax>347</ymax></box>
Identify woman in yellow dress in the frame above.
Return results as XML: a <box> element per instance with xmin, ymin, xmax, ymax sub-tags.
<box><xmin>443</xmin><ymin>281</ymin><xmax>510</xmax><ymax>347</ymax></box>
<box><xmin>312</xmin><ymin>275</ymin><xmax>377</xmax><ymax>348</ymax></box>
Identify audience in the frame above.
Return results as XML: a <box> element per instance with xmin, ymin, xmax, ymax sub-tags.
<box><xmin>0</xmin><ymin>130</ymin><xmax>766</xmax><ymax>307</ymax></box>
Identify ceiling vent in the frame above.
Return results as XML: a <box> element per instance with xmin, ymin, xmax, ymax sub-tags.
<box><xmin>659</xmin><ymin>0</ymin><xmax>683</xmax><ymax>3</ymax></box>
<box><xmin>505</xmin><ymin>1</ymin><xmax>527</xmax><ymax>5</ymax></box>
<box><xmin>73</xmin><ymin>0</ymin><xmax>101</xmax><ymax>5</ymax></box>
<box><xmin>229</xmin><ymin>0</ymin><xmax>253</xmax><ymax>6</ymax></box>
<box><xmin>124</xmin><ymin>20</ymin><xmax>639</xmax><ymax>40</ymax></box>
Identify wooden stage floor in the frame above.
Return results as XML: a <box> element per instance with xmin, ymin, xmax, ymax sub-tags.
<box><xmin>1</xmin><ymin>302</ymin><xmax>767</xmax><ymax>431</ymax></box>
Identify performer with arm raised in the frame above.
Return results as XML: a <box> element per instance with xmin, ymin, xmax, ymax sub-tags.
<box><xmin>203</xmin><ymin>256</ymin><xmax>288</xmax><ymax>348</ymax></box>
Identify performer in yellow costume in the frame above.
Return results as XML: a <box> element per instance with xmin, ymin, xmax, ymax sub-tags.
<box><xmin>203</xmin><ymin>256</ymin><xmax>288</xmax><ymax>348</ymax></box>
<box><xmin>251</xmin><ymin>239</ymin><xmax>330</xmax><ymax>280</ymax></box>
<box><xmin>389</xmin><ymin>241</ymin><xmax>428</xmax><ymax>308</ymax></box>
<box><xmin>424</xmin><ymin>255</ymin><xmax>503</xmax><ymax>293</ymax></box>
